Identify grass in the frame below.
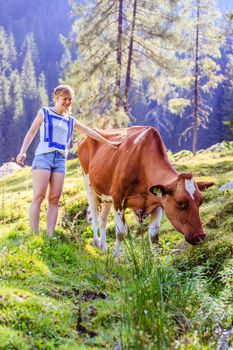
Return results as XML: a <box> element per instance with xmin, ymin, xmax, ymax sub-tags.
<box><xmin>0</xmin><ymin>142</ymin><xmax>233</xmax><ymax>349</ymax></box>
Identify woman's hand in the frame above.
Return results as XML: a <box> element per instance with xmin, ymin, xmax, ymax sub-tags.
<box><xmin>16</xmin><ymin>152</ymin><xmax>26</xmax><ymax>165</ymax></box>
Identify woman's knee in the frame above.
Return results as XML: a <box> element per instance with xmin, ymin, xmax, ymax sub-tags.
<box><xmin>33</xmin><ymin>194</ymin><xmax>46</xmax><ymax>205</ymax></box>
<box><xmin>48</xmin><ymin>195</ymin><xmax>60</xmax><ymax>206</ymax></box>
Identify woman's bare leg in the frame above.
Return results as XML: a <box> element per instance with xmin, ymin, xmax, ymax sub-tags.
<box><xmin>30</xmin><ymin>170</ymin><xmax>51</xmax><ymax>232</ymax></box>
<box><xmin>47</xmin><ymin>172</ymin><xmax>65</xmax><ymax>236</ymax></box>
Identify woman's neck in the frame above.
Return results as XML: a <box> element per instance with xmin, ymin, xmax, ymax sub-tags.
<box><xmin>51</xmin><ymin>106</ymin><xmax>67</xmax><ymax>115</ymax></box>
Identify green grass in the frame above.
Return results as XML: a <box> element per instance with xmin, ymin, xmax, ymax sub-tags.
<box><xmin>0</xmin><ymin>143</ymin><xmax>233</xmax><ymax>349</ymax></box>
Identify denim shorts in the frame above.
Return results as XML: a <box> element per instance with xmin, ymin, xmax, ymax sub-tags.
<box><xmin>32</xmin><ymin>151</ymin><xmax>66</xmax><ymax>174</ymax></box>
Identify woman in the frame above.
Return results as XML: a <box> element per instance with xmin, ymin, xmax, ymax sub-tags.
<box><xmin>16</xmin><ymin>84</ymin><xmax>120</xmax><ymax>236</ymax></box>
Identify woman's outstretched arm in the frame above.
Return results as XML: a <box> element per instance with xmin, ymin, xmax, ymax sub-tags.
<box><xmin>16</xmin><ymin>111</ymin><xmax>43</xmax><ymax>164</ymax></box>
<box><xmin>73</xmin><ymin>119</ymin><xmax>121</xmax><ymax>146</ymax></box>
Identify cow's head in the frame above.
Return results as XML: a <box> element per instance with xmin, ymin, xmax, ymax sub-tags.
<box><xmin>149</xmin><ymin>173</ymin><xmax>214</xmax><ymax>245</ymax></box>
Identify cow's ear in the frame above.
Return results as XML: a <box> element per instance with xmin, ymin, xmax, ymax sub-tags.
<box><xmin>196</xmin><ymin>181</ymin><xmax>215</xmax><ymax>191</ymax></box>
<box><xmin>149</xmin><ymin>184</ymin><xmax>173</xmax><ymax>197</ymax></box>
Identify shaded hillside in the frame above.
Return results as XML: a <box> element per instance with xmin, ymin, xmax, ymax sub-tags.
<box><xmin>0</xmin><ymin>143</ymin><xmax>233</xmax><ymax>349</ymax></box>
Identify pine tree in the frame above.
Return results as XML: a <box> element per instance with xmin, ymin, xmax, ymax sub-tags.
<box><xmin>123</xmin><ymin>0</ymin><xmax>182</xmax><ymax>124</ymax></box>
<box><xmin>38</xmin><ymin>72</ymin><xmax>49</xmax><ymax>106</ymax></box>
<box><xmin>20</xmin><ymin>42</ymin><xmax>48</xmax><ymax>162</ymax></box>
<box><xmin>115</xmin><ymin>0</ymin><xmax>123</xmax><ymax>112</ymax></box>
<box><xmin>21</xmin><ymin>47</ymin><xmax>38</xmax><ymax>133</ymax></box>
<box><xmin>64</xmin><ymin>0</ymin><xmax>126</xmax><ymax>126</ymax></box>
<box><xmin>0</xmin><ymin>27</ymin><xmax>24</xmax><ymax>163</ymax></box>
<box><xmin>20</xmin><ymin>33</ymin><xmax>39</xmax><ymax>74</ymax></box>
<box><xmin>59</xmin><ymin>47</ymin><xmax>73</xmax><ymax>79</ymax></box>
<box><xmin>221</xmin><ymin>56</ymin><xmax>233</xmax><ymax>140</ymax></box>
<box><xmin>64</xmin><ymin>0</ymin><xmax>182</xmax><ymax>127</ymax></box>
<box><xmin>220</xmin><ymin>14</ymin><xmax>233</xmax><ymax>140</ymax></box>
<box><xmin>8</xmin><ymin>33</ymin><xmax>17</xmax><ymax>66</ymax></box>
<box><xmin>0</xmin><ymin>26</ymin><xmax>11</xmax><ymax>73</ymax></box>
<box><xmin>4</xmin><ymin>69</ymin><xmax>24</xmax><ymax>161</ymax></box>
<box><xmin>168</xmin><ymin>0</ymin><xmax>224</xmax><ymax>154</ymax></box>
<box><xmin>0</xmin><ymin>27</ymin><xmax>14</xmax><ymax>162</ymax></box>
<box><xmin>123</xmin><ymin>0</ymin><xmax>137</xmax><ymax>120</ymax></box>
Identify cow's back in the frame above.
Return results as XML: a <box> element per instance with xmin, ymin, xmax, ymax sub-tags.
<box><xmin>78</xmin><ymin>126</ymin><xmax>171</xmax><ymax>197</ymax></box>
<box><xmin>78</xmin><ymin>127</ymin><xmax>128</xmax><ymax>174</ymax></box>
<box><xmin>78</xmin><ymin>125</ymin><xmax>158</xmax><ymax>168</ymax></box>
<box><xmin>78</xmin><ymin>126</ymin><xmax>149</xmax><ymax>171</ymax></box>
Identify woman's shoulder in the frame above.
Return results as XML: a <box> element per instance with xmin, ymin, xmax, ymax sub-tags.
<box><xmin>39</xmin><ymin>106</ymin><xmax>49</xmax><ymax>115</ymax></box>
<box><xmin>68</xmin><ymin>115</ymin><xmax>76</xmax><ymax>125</ymax></box>
<box><xmin>40</xmin><ymin>107</ymin><xmax>59</xmax><ymax>118</ymax></box>
<box><xmin>35</xmin><ymin>107</ymin><xmax>50</xmax><ymax>122</ymax></box>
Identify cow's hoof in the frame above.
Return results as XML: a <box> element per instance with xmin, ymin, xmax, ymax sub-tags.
<box><xmin>100</xmin><ymin>242</ymin><xmax>108</xmax><ymax>253</ymax></box>
<box><xmin>151</xmin><ymin>245</ymin><xmax>159</xmax><ymax>256</ymax></box>
<box><xmin>92</xmin><ymin>238</ymin><xmax>100</xmax><ymax>248</ymax></box>
<box><xmin>112</xmin><ymin>249</ymin><xmax>120</xmax><ymax>258</ymax></box>
<box><xmin>149</xmin><ymin>234</ymin><xmax>159</xmax><ymax>245</ymax></box>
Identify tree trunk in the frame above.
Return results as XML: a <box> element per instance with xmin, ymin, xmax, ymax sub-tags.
<box><xmin>123</xmin><ymin>0</ymin><xmax>137</xmax><ymax>121</ymax></box>
<box><xmin>193</xmin><ymin>0</ymin><xmax>200</xmax><ymax>155</ymax></box>
<box><xmin>115</xmin><ymin>0</ymin><xmax>123</xmax><ymax>112</ymax></box>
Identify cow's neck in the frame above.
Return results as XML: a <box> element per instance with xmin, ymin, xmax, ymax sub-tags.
<box><xmin>135</xmin><ymin>129</ymin><xmax>178</xmax><ymax>187</ymax></box>
<box><xmin>145</xmin><ymin>157</ymin><xmax>178</xmax><ymax>187</ymax></box>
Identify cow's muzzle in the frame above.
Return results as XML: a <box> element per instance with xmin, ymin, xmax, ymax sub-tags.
<box><xmin>185</xmin><ymin>233</ymin><xmax>206</xmax><ymax>245</ymax></box>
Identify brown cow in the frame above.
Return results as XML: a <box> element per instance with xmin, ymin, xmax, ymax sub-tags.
<box><xmin>78</xmin><ymin>126</ymin><xmax>214</xmax><ymax>256</ymax></box>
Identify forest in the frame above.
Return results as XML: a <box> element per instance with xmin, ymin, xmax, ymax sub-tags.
<box><xmin>0</xmin><ymin>0</ymin><xmax>233</xmax><ymax>165</ymax></box>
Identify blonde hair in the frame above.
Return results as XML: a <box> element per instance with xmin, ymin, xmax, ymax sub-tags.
<box><xmin>53</xmin><ymin>85</ymin><xmax>74</xmax><ymax>99</ymax></box>
<box><xmin>53</xmin><ymin>85</ymin><xmax>75</xmax><ymax>114</ymax></box>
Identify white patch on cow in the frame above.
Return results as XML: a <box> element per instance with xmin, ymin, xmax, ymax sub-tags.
<box><xmin>148</xmin><ymin>207</ymin><xmax>163</xmax><ymax>242</ymax></box>
<box><xmin>133</xmin><ymin>128</ymin><xmax>150</xmax><ymax>145</ymax></box>
<box><xmin>98</xmin><ymin>194</ymin><xmax>113</xmax><ymax>203</ymax></box>
<box><xmin>185</xmin><ymin>178</ymin><xmax>196</xmax><ymax>199</ymax></box>
<box><xmin>83</xmin><ymin>174</ymin><xmax>99</xmax><ymax>247</ymax></box>
<box><xmin>99</xmin><ymin>203</ymin><xmax>112</xmax><ymax>253</ymax></box>
<box><xmin>113</xmin><ymin>209</ymin><xmax>128</xmax><ymax>257</ymax></box>
<box><xmin>117</xmin><ymin>209</ymin><xmax>124</xmax><ymax>220</ymax></box>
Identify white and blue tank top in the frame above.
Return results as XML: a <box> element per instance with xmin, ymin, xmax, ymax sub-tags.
<box><xmin>35</xmin><ymin>107</ymin><xmax>74</xmax><ymax>157</ymax></box>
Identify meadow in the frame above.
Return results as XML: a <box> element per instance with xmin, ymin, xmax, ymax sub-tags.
<box><xmin>0</xmin><ymin>142</ymin><xmax>233</xmax><ymax>350</ymax></box>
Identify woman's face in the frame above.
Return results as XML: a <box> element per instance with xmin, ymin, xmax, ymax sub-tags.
<box><xmin>56</xmin><ymin>93</ymin><xmax>73</xmax><ymax>112</ymax></box>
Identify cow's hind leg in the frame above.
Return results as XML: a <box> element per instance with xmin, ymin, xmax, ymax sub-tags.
<box><xmin>148</xmin><ymin>207</ymin><xmax>163</xmax><ymax>247</ymax></box>
<box><xmin>99</xmin><ymin>202</ymin><xmax>112</xmax><ymax>253</ymax></box>
<box><xmin>112</xmin><ymin>209</ymin><xmax>128</xmax><ymax>257</ymax></box>
<box><xmin>83</xmin><ymin>174</ymin><xmax>100</xmax><ymax>248</ymax></box>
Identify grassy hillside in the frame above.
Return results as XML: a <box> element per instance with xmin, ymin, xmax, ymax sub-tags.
<box><xmin>0</xmin><ymin>143</ymin><xmax>233</xmax><ymax>350</ymax></box>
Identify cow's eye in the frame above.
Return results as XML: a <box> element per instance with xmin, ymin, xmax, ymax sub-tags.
<box><xmin>176</xmin><ymin>200</ymin><xmax>189</xmax><ymax>209</ymax></box>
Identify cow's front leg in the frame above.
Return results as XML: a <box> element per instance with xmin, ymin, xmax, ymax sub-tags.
<box><xmin>112</xmin><ymin>208</ymin><xmax>127</xmax><ymax>257</ymax></box>
<box><xmin>83</xmin><ymin>174</ymin><xmax>100</xmax><ymax>248</ymax></box>
<box><xmin>148</xmin><ymin>207</ymin><xmax>163</xmax><ymax>246</ymax></box>
<box><xmin>99</xmin><ymin>202</ymin><xmax>112</xmax><ymax>253</ymax></box>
